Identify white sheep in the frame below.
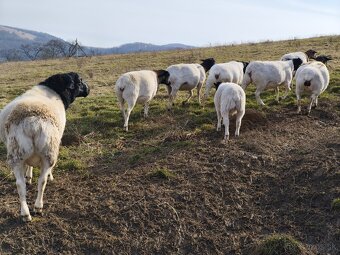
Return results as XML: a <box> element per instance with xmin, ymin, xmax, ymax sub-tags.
<box><xmin>203</xmin><ymin>61</ymin><xmax>248</xmax><ymax>102</ymax></box>
<box><xmin>166</xmin><ymin>58</ymin><xmax>215</xmax><ymax>109</ymax></box>
<box><xmin>295</xmin><ymin>61</ymin><xmax>330</xmax><ymax>114</ymax></box>
<box><xmin>115</xmin><ymin>69</ymin><xmax>170</xmax><ymax>131</ymax></box>
<box><xmin>280</xmin><ymin>49</ymin><xmax>317</xmax><ymax>63</ymax></box>
<box><xmin>214</xmin><ymin>82</ymin><xmax>246</xmax><ymax>141</ymax></box>
<box><xmin>242</xmin><ymin>58</ymin><xmax>303</xmax><ymax>105</ymax></box>
<box><xmin>0</xmin><ymin>72</ymin><xmax>89</xmax><ymax>222</ymax></box>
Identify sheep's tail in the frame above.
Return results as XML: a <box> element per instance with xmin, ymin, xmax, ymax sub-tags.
<box><xmin>115</xmin><ymin>74</ymin><xmax>135</xmax><ymax>108</ymax></box>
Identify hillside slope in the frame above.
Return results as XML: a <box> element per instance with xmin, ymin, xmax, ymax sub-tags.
<box><xmin>0</xmin><ymin>35</ymin><xmax>339</xmax><ymax>254</ymax></box>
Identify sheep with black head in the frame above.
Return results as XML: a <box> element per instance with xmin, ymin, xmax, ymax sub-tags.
<box><xmin>166</xmin><ymin>58</ymin><xmax>215</xmax><ymax>109</ymax></box>
<box><xmin>0</xmin><ymin>72</ymin><xmax>90</xmax><ymax>222</ymax></box>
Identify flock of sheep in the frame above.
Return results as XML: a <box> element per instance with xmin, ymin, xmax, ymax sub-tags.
<box><xmin>0</xmin><ymin>48</ymin><xmax>332</xmax><ymax>222</ymax></box>
<box><xmin>115</xmin><ymin>49</ymin><xmax>331</xmax><ymax>139</ymax></box>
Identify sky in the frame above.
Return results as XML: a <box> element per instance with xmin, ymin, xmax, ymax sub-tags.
<box><xmin>0</xmin><ymin>0</ymin><xmax>339</xmax><ymax>48</ymax></box>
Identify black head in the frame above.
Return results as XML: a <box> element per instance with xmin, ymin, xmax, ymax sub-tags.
<box><xmin>39</xmin><ymin>72</ymin><xmax>90</xmax><ymax>109</ymax></box>
<box><xmin>154</xmin><ymin>69</ymin><xmax>170</xmax><ymax>85</ymax></box>
<box><xmin>315</xmin><ymin>55</ymin><xmax>332</xmax><ymax>64</ymax></box>
<box><xmin>200</xmin><ymin>58</ymin><xmax>215</xmax><ymax>72</ymax></box>
<box><xmin>241</xmin><ymin>61</ymin><xmax>249</xmax><ymax>73</ymax></box>
<box><xmin>305</xmin><ymin>49</ymin><xmax>317</xmax><ymax>59</ymax></box>
<box><xmin>214</xmin><ymin>82</ymin><xmax>222</xmax><ymax>89</ymax></box>
<box><xmin>292</xmin><ymin>58</ymin><xmax>303</xmax><ymax>71</ymax></box>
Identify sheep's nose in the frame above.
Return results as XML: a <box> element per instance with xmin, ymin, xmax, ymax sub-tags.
<box><xmin>80</xmin><ymin>82</ymin><xmax>90</xmax><ymax>97</ymax></box>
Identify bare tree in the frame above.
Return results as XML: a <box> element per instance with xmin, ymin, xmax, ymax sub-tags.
<box><xmin>20</xmin><ymin>43</ymin><xmax>42</xmax><ymax>60</ymax></box>
<box><xmin>2</xmin><ymin>49</ymin><xmax>22</xmax><ymax>61</ymax></box>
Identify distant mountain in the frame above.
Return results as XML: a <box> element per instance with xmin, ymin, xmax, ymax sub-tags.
<box><xmin>0</xmin><ymin>25</ymin><xmax>194</xmax><ymax>61</ymax></box>
<box><xmin>0</xmin><ymin>25</ymin><xmax>61</xmax><ymax>50</ymax></box>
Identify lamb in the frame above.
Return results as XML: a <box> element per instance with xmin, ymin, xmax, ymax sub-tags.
<box><xmin>242</xmin><ymin>58</ymin><xmax>303</xmax><ymax>105</ymax></box>
<box><xmin>203</xmin><ymin>61</ymin><xmax>248</xmax><ymax>102</ymax></box>
<box><xmin>214</xmin><ymin>82</ymin><xmax>246</xmax><ymax>141</ymax></box>
<box><xmin>295</xmin><ymin>61</ymin><xmax>329</xmax><ymax>114</ymax></box>
<box><xmin>166</xmin><ymin>58</ymin><xmax>215</xmax><ymax>109</ymax></box>
<box><xmin>0</xmin><ymin>72</ymin><xmax>90</xmax><ymax>222</ymax></box>
<box><xmin>115</xmin><ymin>69</ymin><xmax>170</xmax><ymax>131</ymax></box>
<box><xmin>280</xmin><ymin>49</ymin><xmax>317</xmax><ymax>63</ymax></box>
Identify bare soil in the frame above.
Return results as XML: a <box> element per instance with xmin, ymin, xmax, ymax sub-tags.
<box><xmin>1</xmin><ymin>101</ymin><xmax>339</xmax><ymax>255</ymax></box>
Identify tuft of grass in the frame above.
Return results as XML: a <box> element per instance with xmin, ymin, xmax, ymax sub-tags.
<box><xmin>331</xmin><ymin>198</ymin><xmax>340</xmax><ymax>210</ymax></box>
<box><xmin>57</xmin><ymin>158</ymin><xmax>85</xmax><ymax>172</ymax></box>
<box><xmin>149</xmin><ymin>167</ymin><xmax>175</xmax><ymax>180</ymax></box>
<box><xmin>254</xmin><ymin>234</ymin><xmax>307</xmax><ymax>255</ymax></box>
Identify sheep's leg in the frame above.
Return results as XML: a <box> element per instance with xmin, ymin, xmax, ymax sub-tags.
<box><xmin>216</xmin><ymin>107</ymin><xmax>222</xmax><ymax>132</ymax></box>
<box><xmin>281</xmin><ymin>83</ymin><xmax>291</xmax><ymax>100</ymax></box>
<box><xmin>235</xmin><ymin>110</ymin><xmax>245</xmax><ymax>137</ymax></box>
<box><xmin>255</xmin><ymin>88</ymin><xmax>265</xmax><ymax>106</ymax></box>
<box><xmin>275</xmin><ymin>87</ymin><xmax>280</xmax><ymax>102</ymax></box>
<box><xmin>124</xmin><ymin>100</ymin><xmax>136</xmax><ymax>131</ymax></box>
<box><xmin>296</xmin><ymin>94</ymin><xmax>302</xmax><ymax>114</ymax></box>
<box><xmin>34</xmin><ymin>163</ymin><xmax>53</xmax><ymax>215</ymax></box>
<box><xmin>13</xmin><ymin>164</ymin><xmax>31</xmax><ymax>222</ymax></box>
<box><xmin>182</xmin><ymin>90</ymin><xmax>193</xmax><ymax>105</ymax></box>
<box><xmin>168</xmin><ymin>88</ymin><xmax>178</xmax><ymax>110</ymax></box>
<box><xmin>197</xmin><ymin>82</ymin><xmax>203</xmax><ymax>105</ymax></box>
<box><xmin>144</xmin><ymin>102</ymin><xmax>149</xmax><ymax>118</ymax></box>
<box><xmin>222</xmin><ymin>112</ymin><xmax>230</xmax><ymax>141</ymax></box>
<box><xmin>313</xmin><ymin>97</ymin><xmax>318</xmax><ymax>108</ymax></box>
<box><xmin>308</xmin><ymin>95</ymin><xmax>316</xmax><ymax>115</ymax></box>
<box><xmin>25</xmin><ymin>165</ymin><xmax>33</xmax><ymax>185</ymax></box>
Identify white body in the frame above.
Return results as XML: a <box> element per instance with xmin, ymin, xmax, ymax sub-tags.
<box><xmin>115</xmin><ymin>70</ymin><xmax>159</xmax><ymax>131</ymax></box>
<box><xmin>242</xmin><ymin>60</ymin><xmax>295</xmax><ymax>105</ymax></box>
<box><xmin>204</xmin><ymin>61</ymin><xmax>245</xmax><ymax>101</ymax></box>
<box><xmin>214</xmin><ymin>83</ymin><xmax>246</xmax><ymax>141</ymax></box>
<box><xmin>295</xmin><ymin>61</ymin><xmax>330</xmax><ymax>114</ymax></box>
<box><xmin>0</xmin><ymin>85</ymin><xmax>66</xmax><ymax>221</ymax></box>
<box><xmin>281</xmin><ymin>51</ymin><xmax>308</xmax><ymax>63</ymax></box>
<box><xmin>166</xmin><ymin>63</ymin><xmax>206</xmax><ymax>108</ymax></box>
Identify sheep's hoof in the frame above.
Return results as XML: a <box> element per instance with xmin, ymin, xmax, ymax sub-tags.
<box><xmin>34</xmin><ymin>207</ymin><xmax>43</xmax><ymax>216</ymax></box>
<box><xmin>25</xmin><ymin>177</ymin><xmax>32</xmax><ymax>185</ymax></box>
<box><xmin>181</xmin><ymin>101</ymin><xmax>187</xmax><ymax>106</ymax></box>
<box><xmin>21</xmin><ymin>214</ymin><xmax>32</xmax><ymax>222</ymax></box>
<box><xmin>216</xmin><ymin>128</ymin><xmax>221</xmax><ymax>132</ymax></box>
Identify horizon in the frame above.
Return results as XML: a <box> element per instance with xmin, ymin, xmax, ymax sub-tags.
<box><xmin>0</xmin><ymin>0</ymin><xmax>339</xmax><ymax>48</ymax></box>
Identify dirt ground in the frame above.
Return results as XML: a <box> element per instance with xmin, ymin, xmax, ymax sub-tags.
<box><xmin>0</xmin><ymin>99</ymin><xmax>339</xmax><ymax>254</ymax></box>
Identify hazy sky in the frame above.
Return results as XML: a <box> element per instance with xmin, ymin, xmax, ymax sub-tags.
<box><xmin>0</xmin><ymin>0</ymin><xmax>339</xmax><ymax>47</ymax></box>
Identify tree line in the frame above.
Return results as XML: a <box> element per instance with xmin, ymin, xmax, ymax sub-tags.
<box><xmin>0</xmin><ymin>39</ymin><xmax>99</xmax><ymax>62</ymax></box>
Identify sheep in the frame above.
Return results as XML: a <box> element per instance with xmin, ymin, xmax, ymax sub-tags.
<box><xmin>115</xmin><ymin>69</ymin><xmax>170</xmax><ymax>131</ymax></box>
<box><xmin>280</xmin><ymin>49</ymin><xmax>317</xmax><ymax>63</ymax></box>
<box><xmin>295</xmin><ymin>61</ymin><xmax>329</xmax><ymax>114</ymax></box>
<box><xmin>0</xmin><ymin>72</ymin><xmax>89</xmax><ymax>222</ymax></box>
<box><xmin>214</xmin><ymin>82</ymin><xmax>246</xmax><ymax>141</ymax></box>
<box><xmin>314</xmin><ymin>55</ymin><xmax>332</xmax><ymax>64</ymax></box>
<box><xmin>203</xmin><ymin>61</ymin><xmax>248</xmax><ymax>102</ymax></box>
<box><xmin>242</xmin><ymin>58</ymin><xmax>303</xmax><ymax>105</ymax></box>
<box><xmin>166</xmin><ymin>58</ymin><xmax>215</xmax><ymax>109</ymax></box>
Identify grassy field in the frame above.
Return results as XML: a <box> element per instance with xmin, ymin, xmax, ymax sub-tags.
<box><xmin>0</xmin><ymin>35</ymin><xmax>339</xmax><ymax>254</ymax></box>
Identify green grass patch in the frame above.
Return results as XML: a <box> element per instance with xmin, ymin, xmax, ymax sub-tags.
<box><xmin>254</xmin><ymin>234</ymin><xmax>307</xmax><ymax>255</ymax></box>
<box><xmin>149</xmin><ymin>167</ymin><xmax>175</xmax><ymax>180</ymax></box>
<box><xmin>331</xmin><ymin>198</ymin><xmax>340</xmax><ymax>210</ymax></box>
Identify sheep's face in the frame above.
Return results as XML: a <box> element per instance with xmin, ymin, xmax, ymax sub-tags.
<box><xmin>214</xmin><ymin>82</ymin><xmax>222</xmax><ymax>90</ymax></box>
<box><xmin>154</xmin><ymin>70</ymin><xmax>170</xmax><ymax>85</ymax></box>
<box><xmin>242</xmin><ymin>62</ymin><xmax>249</xmax><ymax>73</ymax></box>
<box><xmin>200</xmin><ymin>58</ymin><xmax>216</xmax><ymax>72</ymax></box>
<box><xmin>39</xmin><ymin>72</ymin><xmax>90</xmax><ymax>109</ymax></box>
<box><xmin>305</xmin><ymin>49</ymin><xmax>317</xmax><ymax>59</ymax></box>
<box><xmin>292</xmin><ymin>58</ymin><xmax>303</xmax><ymax>71</ymax></box>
